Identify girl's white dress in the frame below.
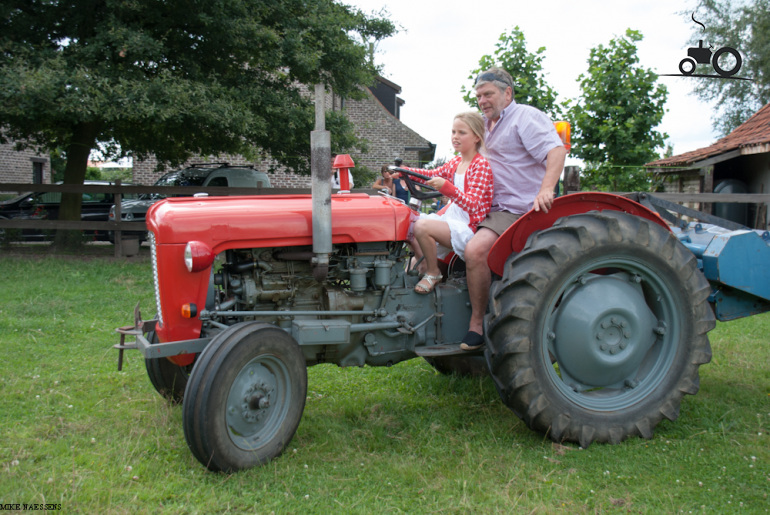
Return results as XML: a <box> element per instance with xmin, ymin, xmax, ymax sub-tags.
<box><xmin>422</xmin><ymin>171</ymin><xmax>474</xmax><ymax>261</ymax></box>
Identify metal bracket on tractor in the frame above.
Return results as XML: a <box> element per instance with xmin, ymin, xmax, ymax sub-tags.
<box><xmin>114</xmin><ymin>303</ymin><xmax>210</xmax><ymax>370</ymax></box>
<box><xmin>114</xmin><ymin>303</ymin><xmax>154</xmax><ymax>371</ymax></box>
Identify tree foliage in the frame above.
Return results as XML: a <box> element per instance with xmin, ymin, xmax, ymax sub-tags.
<box><xmin>686</xmin><ymin>0</ymin><xmax>770</xmax><ymax>134</ymax></box>
<box><xmin>0</xmin><ymin>0</ymin><xmax>394</xmax><ymax>245</ymax></box>
<box><xmin>462</xmin><ymin>27</ymin><xmax>562</xmax><ymax>120</ymax></box>
<box><xmin>567</xmin><ymin>30</ymin><xmax>668</xmax><ymax>192</ymax></box>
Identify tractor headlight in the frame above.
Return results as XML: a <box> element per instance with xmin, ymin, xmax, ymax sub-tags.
<box><xmin>184</xmin><ymin>241</ymin><xmax>215</xmax><ymax>273</ymax></box>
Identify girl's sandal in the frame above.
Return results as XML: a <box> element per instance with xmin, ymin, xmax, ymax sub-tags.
<box><xmin>415</xmin><ymin>273</ymin><xmax>443</xmax><ymax>294</ymax></box>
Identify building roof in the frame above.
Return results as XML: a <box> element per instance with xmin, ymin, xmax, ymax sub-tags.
<box><xmin>647</xmin><ymin>101</ymin><xmax>770</xmax><ymax>168</ymax></box>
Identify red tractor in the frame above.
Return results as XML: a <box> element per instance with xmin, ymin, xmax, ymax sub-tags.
<box><xmin>117</xmin><ymin>117</ymin><xmax>770</xmax><ymax>472</ymax></box>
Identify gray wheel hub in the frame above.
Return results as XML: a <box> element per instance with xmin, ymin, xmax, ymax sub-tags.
<box><xmin>226</xmin><ymin>357</ymin><xmax>289</xmax><ymax>450</ymax></box>
<box><xmin>240</xmin><ymin>379</ymin><xmax>273</xmax><ymax>422</ymax></box>
<box><xmin>551</xmin><ymin>273</ymin><xmax>659</xmax><ymax>389</ymax></box>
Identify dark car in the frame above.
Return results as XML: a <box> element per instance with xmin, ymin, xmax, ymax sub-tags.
<box><xmin>0</xmin><ymin>180</ymin><xmax>137</xmax><ymax>242</ymax></box>
<box><xmin>109</xmin><ymin>163</ymin><xmax>271</xmax><ymax>239</ymax></box>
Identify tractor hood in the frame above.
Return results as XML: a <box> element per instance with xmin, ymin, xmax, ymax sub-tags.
<box><xmin>146</xmin><ymin>193</ymin><xmax>412</xmax><ymax>251</ymax></box>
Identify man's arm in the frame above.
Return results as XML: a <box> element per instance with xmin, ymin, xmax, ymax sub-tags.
<box><xmin>533</xmin><ymin>145</ymin><xmax>568</xmax><ymax>213</ymax></box>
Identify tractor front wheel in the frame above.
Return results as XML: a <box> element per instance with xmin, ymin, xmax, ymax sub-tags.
<box><xmin>144</xmin><ymin>331</ymin><xmax>192</xmax><ymax>403</ymax></box>
<box><xmin>485</xmin><ymin>211</ymin><xmax>714</xmax><ymax>447</ymax></box>
<box><xmin>182</xmin><ymin>322</ymin><xmax>307</xmax><ymax>472</ymax></box>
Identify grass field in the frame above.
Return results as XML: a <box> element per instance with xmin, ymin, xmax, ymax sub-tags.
<box><xmin>0</xmin><ymin>250</ymin><xmax>767</xmax><ymax>513</ymax></box>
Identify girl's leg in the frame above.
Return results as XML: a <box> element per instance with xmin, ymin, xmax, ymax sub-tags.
<box><xmin>413</xmin><ymin>218</ymin><xmax>452</xmax><ymax>277</ymax></box>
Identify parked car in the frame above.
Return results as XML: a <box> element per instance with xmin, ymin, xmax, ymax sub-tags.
<box><xmin>0</xmin><ymin>180</ymin><xmax>137</xmax><ymax>242</ymax></box>
<box><xmin>109</xmin><ymin>163</ymin><xmax>271</xmax><ymax>239</ymax></box>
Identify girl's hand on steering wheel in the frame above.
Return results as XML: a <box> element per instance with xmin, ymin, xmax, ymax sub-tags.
<box><xmin>427</xmin><ymin>177</ymin><xmax>445</xmax><ymax>190</ymax></box>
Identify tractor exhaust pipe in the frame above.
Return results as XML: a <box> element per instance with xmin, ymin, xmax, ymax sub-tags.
<box><xmin>311</xmin><ymin>84</ymin><xmax>332</xmax><ymax>281</ymax></box>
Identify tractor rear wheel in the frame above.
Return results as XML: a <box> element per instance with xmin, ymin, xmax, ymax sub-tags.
<box><xmin>182</xmin><ymin>322</ymin><xmax>307</xmax><ymax>472</ymax></box>
<box><xmin>144</xmin><ymin>331</ymin><xmax>192</xmax><ymax>403</ymax></box>
<box><xmin>485</xmin><ymin>211</ymin><xmax>714</xmax><ymax>448</ymax></box>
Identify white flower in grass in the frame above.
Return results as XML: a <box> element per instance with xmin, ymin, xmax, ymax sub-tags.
<box><xmin>11</xmin><ymin>460</ymin><xmax>19</xmax><ymax>466</ymax></box>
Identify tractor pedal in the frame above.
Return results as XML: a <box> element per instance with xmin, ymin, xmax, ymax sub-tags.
<box><xmin>414</xmin><ymin>343</ymin><xmax>482</xmax><ymax>357</ymax></box>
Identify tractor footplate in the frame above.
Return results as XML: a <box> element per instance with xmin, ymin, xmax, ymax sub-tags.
<box><xmin>414</xmin><ymin>343</ymin><xmax>483</xmax><ymax>357</ymax></box>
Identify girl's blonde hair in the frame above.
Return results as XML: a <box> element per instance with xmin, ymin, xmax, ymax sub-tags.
<box><xmin>454</xmin><ymin>111</ymin><xmax>486</xmax><ymax>152</ymax></box>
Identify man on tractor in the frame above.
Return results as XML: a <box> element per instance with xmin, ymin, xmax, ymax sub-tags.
<box><xmin>461</xmin><ymin>67</ymin><xmax>568</xmax><ymax>350</ymax></box>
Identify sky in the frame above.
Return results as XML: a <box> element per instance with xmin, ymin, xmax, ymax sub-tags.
<box><xmin>345</xmin><ymin>0</ymin><xmax>724</xmax><ymax>166</ymax></box>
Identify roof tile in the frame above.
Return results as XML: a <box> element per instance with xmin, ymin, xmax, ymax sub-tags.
<box><xmin>646</xmin><ymin>101</ymin><xmax>770</xmax><ymax>167</ymax></box>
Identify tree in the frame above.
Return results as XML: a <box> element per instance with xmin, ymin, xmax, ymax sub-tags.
<box><xmin>685</xmin><ymin>0</ymin><xmax>770</xmax><ymax>135</ymax></box>
<box><xmin>462</xmin><ymin>27</ymin><xmax>562</xmax><ymax>120</ymax></box>
<box><xmin>567</xmin><ymin>29</ymin><xmax>668</xmax><ymax>192</ymax></box>
<box><xmin>0</xmin><ymin>0</ymin><xmax>394</xmax><ymax>246</ymax></box>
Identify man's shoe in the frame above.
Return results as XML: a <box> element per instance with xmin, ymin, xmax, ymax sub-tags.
<box><xmin>460</xmin><ymin>331</ymin><xmax>485</xmax><ymax>351</ymax></box>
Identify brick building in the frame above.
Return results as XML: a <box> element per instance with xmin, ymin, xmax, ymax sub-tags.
<box><xmin>0</xmin><ymin>141</ymin><xmax>51</xmax><ymax>189</ymax></box>
<box><xmin>132</xmin><ymin>77</ymin><xmax>436</xmax><ymax>187</ymax></box>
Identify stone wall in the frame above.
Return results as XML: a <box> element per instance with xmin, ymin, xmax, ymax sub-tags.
<box><xmin>345</xmin><ymin>90</ymin><xmax>434</xmax><ymax>173</ymax></box>
<box><xmin>132</xmin><ymin>88</ymin><xmax>434</xmax><ymax>187</ymax></box>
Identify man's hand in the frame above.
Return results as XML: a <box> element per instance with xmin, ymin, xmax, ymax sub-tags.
<box><xmin>534</xmin><ymin>146</ymin><xmax>568</xmax><ymax>213</ymax></box>
<box><xmin>533</xmin><ymin>188</ymin><xmax>555</xmax><ymax>213</ymax></box>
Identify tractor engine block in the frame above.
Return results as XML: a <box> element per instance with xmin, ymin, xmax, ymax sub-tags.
<box><xmin>212</xmin><ymin>242</ymin><xmax>403</xmax><ymax>314</ymax></box>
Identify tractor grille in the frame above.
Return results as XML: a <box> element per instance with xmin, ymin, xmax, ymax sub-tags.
<box><xmin>149</xmin><ymin>232</ymin><xmax>164</xmax><ymax>326</ymax></box>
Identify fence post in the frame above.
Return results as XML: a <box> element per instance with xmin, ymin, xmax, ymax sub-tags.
<box><xmin>564</xmin><ymin>166</ymin><xmax>580</xmax><ymax>194</ymax></box>
<box><xmin>114</xmin><ymin>179</ymin><xmax>123</xmax><ymax>258</ymax></box>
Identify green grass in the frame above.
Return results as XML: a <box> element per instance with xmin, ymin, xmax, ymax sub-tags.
<box><xmin>0</xmin><ymin>251</ymin><xmax>767</xmax><ymax>513</ymax></box>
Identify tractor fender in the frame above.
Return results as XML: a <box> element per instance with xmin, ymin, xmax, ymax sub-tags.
<box><xmin>487</xmin><ymin>192</ymin><xmax>669</xmax><ymax>277</ymax></box>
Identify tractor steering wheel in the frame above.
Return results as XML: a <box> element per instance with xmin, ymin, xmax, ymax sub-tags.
<box><xmin>388</xmin><ymin>166</ymin><xmax>443</xmax><ymax>200</ymax></box>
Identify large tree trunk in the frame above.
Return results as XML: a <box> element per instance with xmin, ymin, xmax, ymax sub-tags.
<box><xmin>53</xmin><ymin>123</ymin><xmax>98</xmax><ymax>249</ymax></box>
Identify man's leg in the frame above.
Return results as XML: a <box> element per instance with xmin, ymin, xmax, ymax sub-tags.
<box><xmin>463</xmin><ymin>227</ymin><xmax>499</xmax><ymax>335</ymax></box>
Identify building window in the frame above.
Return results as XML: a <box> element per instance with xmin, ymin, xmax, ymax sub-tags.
<box><xmin>32</xmin><ymin>161</ymin><xmax>43</xmax><ymax>184</ymax></box>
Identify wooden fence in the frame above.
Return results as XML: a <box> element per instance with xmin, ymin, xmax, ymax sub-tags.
<box><xmin>1</xmin><ymin>182</ymin><xmax>768</xmax><ymax>258</ymax></box>
<box><xmin>0</xmin><ymin>182</ymin><xmax>315</xmax><ymax>257</ymax></box>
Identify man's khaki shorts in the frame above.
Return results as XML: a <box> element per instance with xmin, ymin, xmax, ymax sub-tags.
<box><xmin>478</xmin><ymin>211</ymin><xmax>522</xmax><ymax>236</ymax></box>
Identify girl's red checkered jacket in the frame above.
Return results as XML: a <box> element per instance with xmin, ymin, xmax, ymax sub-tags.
<box><xmin>403</xmin><ymin>152</ymin><xmax>493</xmax><ymax>232</ymax></box>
